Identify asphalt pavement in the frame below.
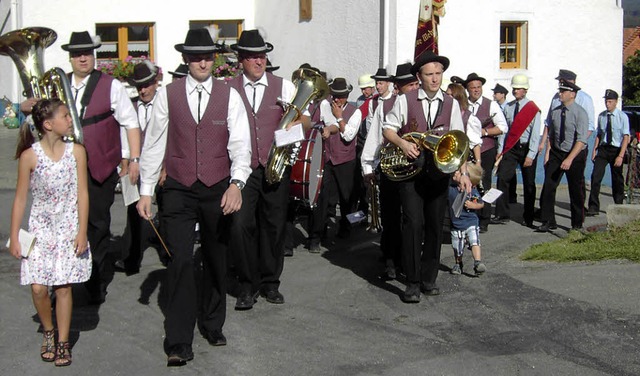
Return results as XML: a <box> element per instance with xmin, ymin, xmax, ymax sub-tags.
<box><xmin>0</xmin><ymin>125</ymin><xmax>639</xmax><ymax>376</ymax></box>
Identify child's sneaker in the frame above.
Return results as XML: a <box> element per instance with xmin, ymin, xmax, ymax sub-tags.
<box><xmin>450</xmin><ymin>264</ymin><xmax>462</xmax><ymax>275</ymax></box>
<box><xmin>473</xmin><ymin>260</ymin><xmax>486</xmax><ymax>275</ymax></box>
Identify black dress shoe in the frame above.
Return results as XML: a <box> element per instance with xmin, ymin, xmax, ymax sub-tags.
<box><xmin>114</xmin><ymin>260</ymin><xmax>140</xmax><ymax>276</ymax></box>
<box><xmin>261</xmin><ymin>289</ymin><xmax>285</xmax><ymax>304</ymax></box>
<box><xmin>235</xmin><ymin>291</ymin><xmax>258</xmax><ymax>310</ymax></box>
<box><xmin>402</xmin><ymin>283</ymin><xmax>421</xmax><ymax>303</ymax></box>
<box><xmin>420</xmin><ymin>282</ymin><xmax>440</xmax><ymax>296</ymax></box>
<box><xmin>520</xmin><ymin>220</ymin><xmax>534</xmax><ymax>228</ymax></box>
<box><xmin>283</xmin><ymin>247</ymin><xmax>294</xmax><ymax>257</ymax></box>
<box><xmin>166</xmin><ymin>344</ymin><xmax>194</xmax><ymax>367</ymax></box>
<box><xmin>490</xmin><ymin>216</ymin><xmax>510</xmax><ymax>225</ymax></box>
<box><xmin>203</xmin><ymin>330</ymin><xmax>227</xmax><ymax>346</ymax></box>
<box><xmin>585</xmin><ymin>209</ymin><xmax>599</xmax><ymax>217</ymax></box>
<box><xmin>535</xmin><ymin>222</ymin><xmax>557</xmax><ymax>232</ymax></box>
<box><xmin>479</xmin><ymin>225</ymin><xmax>488</xmax><ymax>233</ymax></box>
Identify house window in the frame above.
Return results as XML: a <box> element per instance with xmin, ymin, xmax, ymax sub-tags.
<box><xmin>189</xmin><ymin>20</ymin><xmax>243</xmax><ymax>48</ymax></box>
<box><xmin>95</xmin><ymin>23</ymin><xmax>155</xmax><ymax>62</ymax></box>
<box><xmin>500</xmin><ymin>21</ymin><xmax>527</xmax><ymax>69</ymax></box>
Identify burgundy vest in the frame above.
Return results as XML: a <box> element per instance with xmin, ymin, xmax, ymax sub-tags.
<box><xmin>401</xmin><ymin>90</ymin><xmax>454</xmax><ymax>137</ymax></box>
<box><xmin>230</xmin><ymin>73</ymin><xmax>284</xmax><ymax>169</ymax></box>
<box><xmin>382</xmin><ymin>95</ymin><xmax>397</xmax><ymax>115</ymax></box>
<box><xmin>462</xmin><ymin>109</ymin><xmax>471</xmax><ymax>130</ymax></box>
<box><xmin>81</xmin><ymin>73</ymin><xmax>122</xmax><ymax>183</ymax></box>
<box><xmin>309</xmin><ymin>101</ymin><xmax>322</xmax><ymax>124</ymax></box>
<box><xmin>476</xmin><ymin>97</ymin><xmax>496</xmax><ymax>153</ymax></box>
<box><xmin>164</xmin><ymin>78</ymin><xmax>231</xmax><ymax>187</ymax></box>
<box><xmin>324</xmin><ymin>103</ymin><xmax>357</xmax><ymax>165</ymax></box>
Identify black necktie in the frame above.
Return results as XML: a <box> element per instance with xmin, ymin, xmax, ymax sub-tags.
<box><xmin>196</xmin><ymin>84</ymin><xmax>203</xmax><ymax>123</ymax></box>
<box><xmin>426</xmin><ymin>98</ymin><xmax>434</xmax><ymax>129</ymax></box>
<box><xmin>251</xmin><ymin>84</ymin><xmax>257</xmax><ymax>113</ymax></box>
<box><xmin>559</xmin><ymin>106</ymin><xmax>567</xmax><ymax>144</ymax></box>
<box><xmin>606</xmin><ymin>113</ymin><xmax>613</xmax><ymax>145</ymax></box>
<box><xmin>514</xmin><ymin>101</ymin><xmax>520</xmax><ymax>119</ymax></box>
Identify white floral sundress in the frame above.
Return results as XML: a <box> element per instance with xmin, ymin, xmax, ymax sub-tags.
<box><xmin>20</xmin><ymin>141</ymin><xmax>92</xmax><ymax>286</ymax></box>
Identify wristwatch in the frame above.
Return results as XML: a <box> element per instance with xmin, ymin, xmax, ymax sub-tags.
<box><xmin>129</xmin><ymin>157</ymin><xmax>140</xmax><ymax>163</ymax></box>
<box><xmin>230</xmin><ymin>179</ymin><xmax>245</xmax><ymax>191</ymax></box>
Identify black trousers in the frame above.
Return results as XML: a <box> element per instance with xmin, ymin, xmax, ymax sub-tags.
<box><xmin>479</xmin><ymin>146</ymin><xmax>497</xmax><ymax>228</ymax></box>
<box><xmin>231</xmin><ymin>167</ymin><xmax>290</xmax><ymax>294</ymax></box>
<box><xmin>540</xmin><ymin>148</ymin><xmax>587</xmax><ymax>228</ymax></box>
<box><xmin>588</xmin><ymin>145</ymin><xmax>625</xmax><ymax>210</ymax></box>
<box><xmin>162</xmin><ymin>177</ymin><xmax>229</xmax><ymax>351</ymax></box>
<box><xmin>495</xmin><ymin>143</ymin><xmax>537</xmax><ymax>223</ymax></box>
<box><xmin>85</xmin><ymin>169</ymin><xmax>119</xmax><ymax>296</ymax></box>
<box><xmin>310</xmin><ymin>159</ymin><xmax>356</xmax><ymax>243</ymax></box>
<box><xmin>398</xmin><ymin>172</ymin><xmax>449</xmax><ymax>287</ymax></box>
<box><xmin>379</xmin><ymin>174</ymin><xmax>402</xmax><ymax>266</ymax></box>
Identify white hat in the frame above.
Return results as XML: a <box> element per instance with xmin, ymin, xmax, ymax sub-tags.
<box><xmin>358</xmin><ymin>74</ymin><xmax>375</xmax><ymax>89</ymax></box>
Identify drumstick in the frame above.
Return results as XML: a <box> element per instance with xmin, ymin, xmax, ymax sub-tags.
<box><xmin>147</xmin><ymin>218</ymin><xmax>172</xmax><ymax>258</ymax></box>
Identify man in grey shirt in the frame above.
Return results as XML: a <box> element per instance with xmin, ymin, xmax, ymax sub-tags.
<box><xmin>537</xmin><ymin>81</ymin><xmax>589</xmax><ymax>232</ymax></box>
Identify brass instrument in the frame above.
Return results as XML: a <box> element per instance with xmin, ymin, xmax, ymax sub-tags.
<box><xmin>366</xmin><ymin>178</ymin><xmax>383</xmax><ymax>233</ymax></box>
<box><xmin>0</xmin><ymin>27</ymin><xmax>83</xmax><ymax>143</ymax></box>
<box><xmin>380</xmin><ymin>130</ymin><xmax>470</xmax><ymax>181</ymax></box>
<box><xmin>265</xmin><ymin>67</ymin><xmax>330</xmax><ymax>184</ymax></box>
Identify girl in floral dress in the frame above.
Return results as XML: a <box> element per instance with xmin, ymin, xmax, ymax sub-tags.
<box><xmin>9</xmin><ymin>99</ymin><xmax>91</xmax><ymax>367</ymax></box>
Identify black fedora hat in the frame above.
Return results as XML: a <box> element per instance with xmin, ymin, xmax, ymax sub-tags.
<box><xmin>492</xmin><ymin>83</ymin><xmax>508</xmax><ymax>95</ymax></box>
<box><xmin>168</xmin><ymin>64</ymin><xmax>188</xmax><ymax>78</ymax></box>
<box><xmin>266</xmin><ymin>58</ymin><xmax>279</xmax><ymax>72</ymax></box>
<box><xmin>329</xmin><ymin>77</ymin><xmax>353</xmax><ymax>97</ymax></box>
<box><xmin>371</xmin><ymin>68</ymin><xmax>392</xmax><ymax>81</ymax></box>
<box><xmin>411</xmin><ymin>50</ymin><xmax>450</xmax><ymax>76</ymax></box>
<box><xmin>464</xmin><ymin>72</ymin><xmax>486</xmax><ymax>86</ymax></box>
<box><xmin>392</xmin><ymin>63</ymin><xmax>415</xmax><ymax>82</ymax></box>
<box><xmin>61</xmin><ymin>31</ymin><xmax>101</xmax><ymax>52</ymax></box>
<box><xmin>231</xmin><ymin>29</ymin><xmax>274</xmax><ymax>54</ymax></box>
<box><xmin>175</xmin><ymin>28</ymin><xmax>220</xmax><ymax>54</ymax></box>
<box><xmin>127</xmin><ymin>60</ymin><xmax>158</xmax><ymax>87</ymax></box>
<box><xmin>450</xmin><ymin>76</ymin><xmax>465</xmax><ymax>85</ymax></box>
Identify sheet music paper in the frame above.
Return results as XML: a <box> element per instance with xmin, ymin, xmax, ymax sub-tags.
<box><xmin>274</xmin><ymin>123</ymin><xmax>305</xmax><ymax>147</ymax></box>
<box><xmin>452</xmin><ymin>190</ymin><xmax>466</xmax><ymax>218</ymax></box>
<box><xmin>5</xmin><ymin>229</ymin><xmax>37</xmax><ymax>258</ymax></box>
<box><xmin>121</xmin><ymin>175</ymin><xmax>140</xmax><ymax>206</ymax></box>
<box><xmin>481</xmin><ymin>188</ymin><xmax>503</xmax><ymax>204</ymax></box>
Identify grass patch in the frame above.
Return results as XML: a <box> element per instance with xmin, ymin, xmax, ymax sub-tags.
<box><xmin>521</xmin><ymin>220</ymin><xmax>640</xmax><ymax>263</ymax></box>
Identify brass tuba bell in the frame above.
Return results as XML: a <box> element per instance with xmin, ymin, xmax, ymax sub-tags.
<box><xmin>264</xmin><ymin>67</ymin><xmax>330</xmax><ymax>185</ymax></box>
<box><xmin>380</xmin><ymin>130</ymin><xmax>470</xmax><ymax>181</ymax></box>
<box><xmin>0</xmin><ymin>27</ymin><xmax>83</xmax><ymax>143</ymax></box>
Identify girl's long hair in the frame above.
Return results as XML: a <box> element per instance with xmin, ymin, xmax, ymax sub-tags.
<box><xmin>14</xmin><ymin>99</ymin><xmax>66</xmax><ymax>159</ymax></box>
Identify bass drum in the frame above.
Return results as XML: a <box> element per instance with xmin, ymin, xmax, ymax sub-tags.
<box><xmin>290</xmin><ymin>128</ymin><xmax>325</xmax><ymax>207</ymax></box>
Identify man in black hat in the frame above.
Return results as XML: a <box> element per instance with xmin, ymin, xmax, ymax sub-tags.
<box><xmin>361</xmin><ymin>62</ymin><xmax>419</xmax><ymax>280</ymax></box>
<box><xmin>308</xmin><ymin>77</ymin><xmax>361</xmax><ymax>252</ymax></box>
<box><xmin>587</xmin><ymin>89</ymin><xmax>630</xmax><ymax>215</ymax></box>
<box><xmin>168</xmin><ymin>64</ymin><xmax>188</xmax><ymax>81</ymax></box>
<box><xmin>61</xmin><ymin>30</ymin><xmax>141</xmax><ymax>304</ymax></box>
<box><xmin>537</xmin><ymin>80</ymin><xmax>589</xmax><ymax>232</ymax></box>
<box><xmin>383</xmin><ymin>51</ymin><xmax>471</xmax><ymax>303</ymax></box>
<box><xmin>228</xmin><ymin>29</ymin><xmax>310</xmax><ymax>310</ymax></box>
<box><xmin>492</xmin><ymin>83</ymin><xmax>509</xmax><ymax>111</ymax></box>
<box><xmin>464</xmin><ymin>73</ymin><xmax>508</xmax><ymax>233</ymax></box>
<box><xmin>115</xmin><ymin>60</ymin><xmax>162</xmax><ymax>275</ymax></box>
<box><xmin>137</xmin><ymin>28</ymin><xmax>252</xmax><ymax>366</ymax></box>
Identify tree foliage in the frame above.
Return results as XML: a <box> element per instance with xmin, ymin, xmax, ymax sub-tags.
<box><xmin>623</xmin><ymin>50</ymin><xmax>640</xmax><ymax>105</ymax></box>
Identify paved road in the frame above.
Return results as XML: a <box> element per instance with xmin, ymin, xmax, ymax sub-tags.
<box><xmin>0</xmin><ymin>125</ymin><xmax>638</xmax><ymax>375</ymax></box>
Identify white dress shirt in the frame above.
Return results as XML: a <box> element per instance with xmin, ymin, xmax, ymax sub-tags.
<box><xmin>361</xmin><ymin>102</ymin><xmax>387</xmax><ymax>175</ymax></box>
<box><xmin>139</xmin><ymin>74</ymin><xmax>252</xmax><ymax>196</ymax></box>
<box><xmin>241</xmin><ymin>73</ymin><xmax>310</xmax><ymax>117</ymax></box>
<box><xmin>137</xmin><ymin>97</ymin><xmax>155</xmax><ymax>133</ymax></box>
<box><xmin>365</xmin><ymin>91</ymin><xmax>393</xmax><ymax>133</ymax></box>
<box><xmin>319</xmin><ymin>99</ymin><xmax>361</xmax><ymax>142</ymax></box>
<box><xmin>468</xmin><ymin>96</ymin><xmax>508</xmax><ymax>135</ymax></box>
<box><xmin>70</xmin><ymin>72</ymin><xmax>139</xmax><ymax>159</ymax></box>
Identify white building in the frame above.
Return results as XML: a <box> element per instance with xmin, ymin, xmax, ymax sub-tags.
<box><xmin>0</xmin><ymin>0</ymin><xmax>624</xmax><ymax>118</ymax></box>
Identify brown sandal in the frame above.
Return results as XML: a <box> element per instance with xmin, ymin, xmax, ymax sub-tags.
<box><xmin>40</xmin><ymin>329</ymin><xmax>55</xmax><ymax>362</ymax></box>
<box><xmin>54</xmin><ymin>341</ymin><xmax>72</xmax><ymax>367</ymax></box>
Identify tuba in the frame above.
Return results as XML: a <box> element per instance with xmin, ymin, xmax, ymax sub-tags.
<box><xmin>380</xmin><ymin>130</ymin><xmax>470</xmax><ymax>181</ymax></box>
<box><xmin>264</xmin><ymin>67</ymin><xmax>330</xmax><ymax>185</ymax></box>
<box><xmin>0</xmin><ymin>27</ymin><xmax>83</xmax><ymax>143</ymax></box>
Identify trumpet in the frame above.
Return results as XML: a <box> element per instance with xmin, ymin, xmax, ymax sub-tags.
<box><xmin>0</xmin><ymin>27</ymin><xmax>83</xmax><ymax>143</ymax></box>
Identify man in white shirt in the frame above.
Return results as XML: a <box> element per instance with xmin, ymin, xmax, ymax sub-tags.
<box><xmin>61</xmin><ymin>31</ymin><xmax>141</xmax><ymax>305</ymax></box>
<box><xmin>383</xmin><ymin>51</ymin><xmax>471</xmax><ymax>303</ymax></box>
<box><xmin>137</xmin><ymin>28</ymin><xmax>252</xmax><ymax>366</ymax></box>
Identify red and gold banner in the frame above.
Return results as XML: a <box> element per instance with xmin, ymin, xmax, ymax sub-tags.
<box><xmin>414</xmin><ymin>0</ymin><xmax>447</xmax><ymax>59</ymax></box>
